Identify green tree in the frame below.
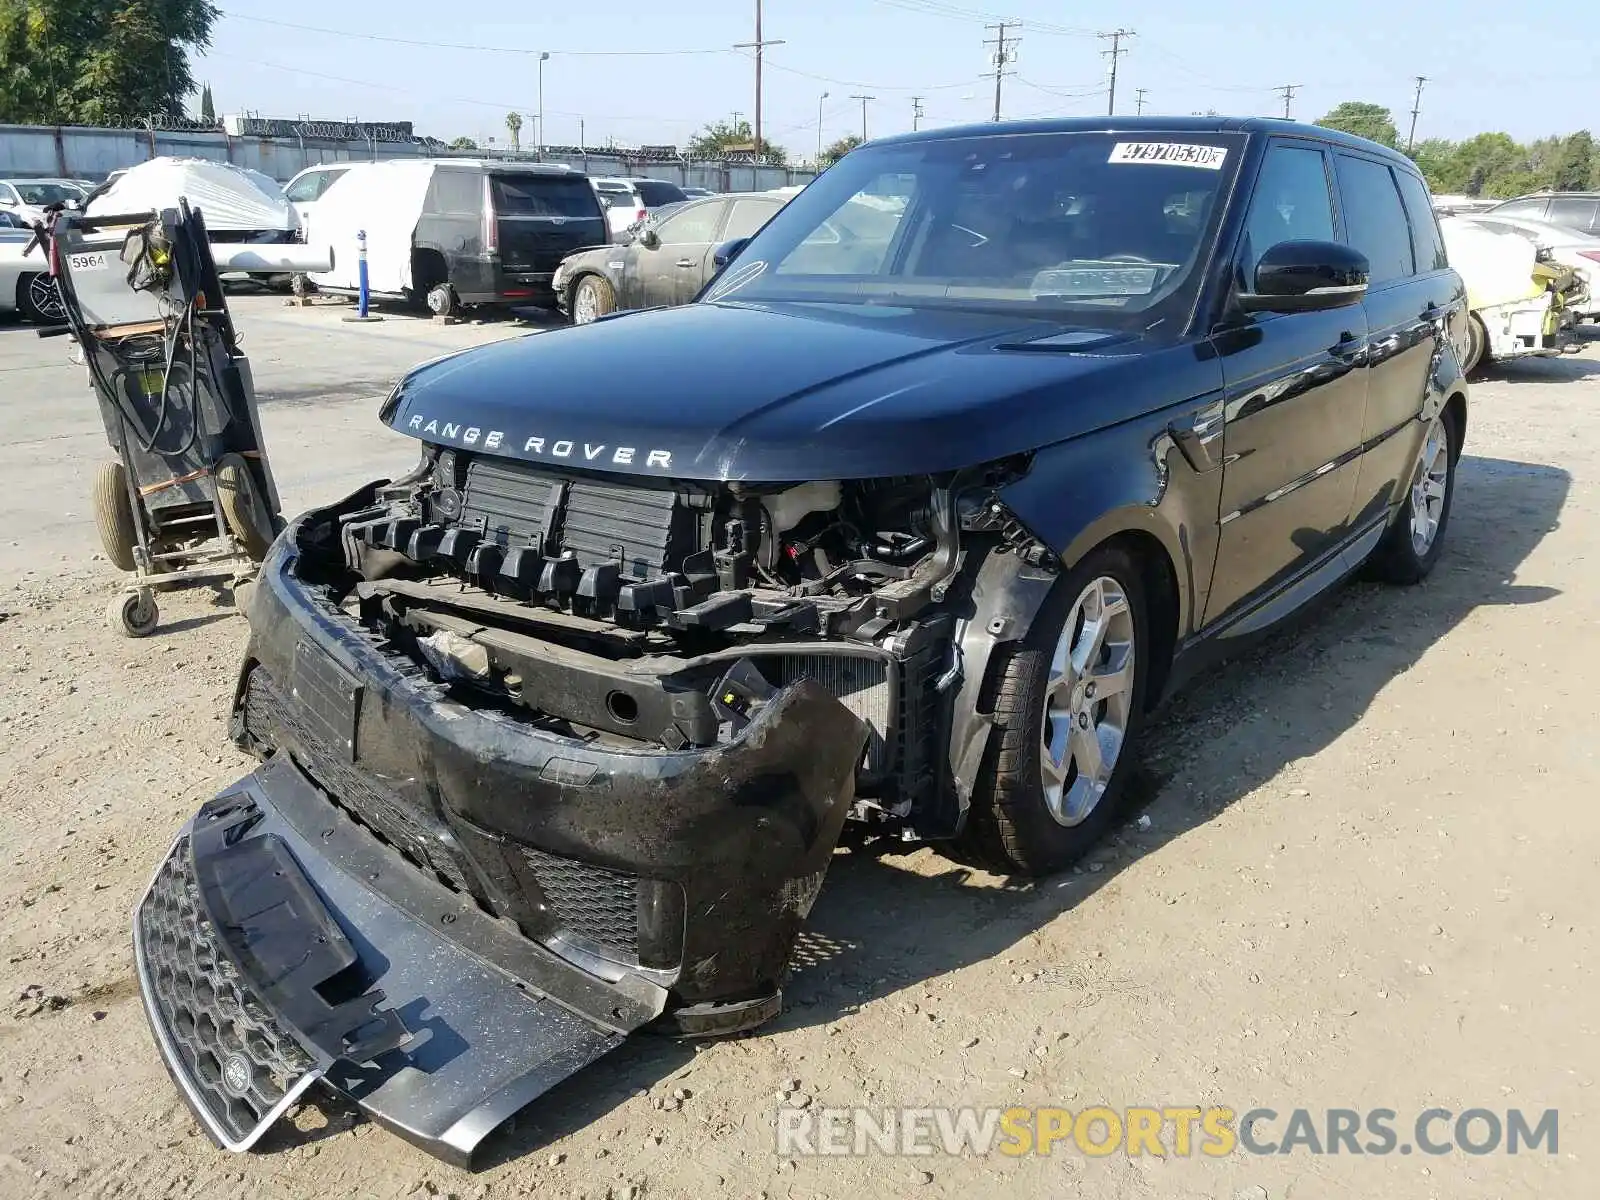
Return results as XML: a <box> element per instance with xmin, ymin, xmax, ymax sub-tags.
<box><xmin>1315</xmin><ymin>101</ymin><xmax>1399</xmax><ymax>148</ymax></box>
<box><xmin>1452</xmin><ymin>132</ymin><xmax>1528</xmax><ymax>197</ymax></box>
<box><xmin>1408</xmin><ymin>138</ymin><xmax>1465</xmax><ymax>194</ymax></box>
<box><xmin>504</xmin><ymin>110</ymin><xmax>523</xmax><ymax>153</ymax></box>
<box><xmin>198</xmin><ymin>80</ymin><xmax>212</xmax><ymax>122</ymax></box>
<box><xmin>687</xmin><ymin>117</ymin><xmax>788</xmax><ymax>166</ymax></box>
<box><xmin>448</xmin><ymin>135</ymin><xmax>478</xmax><ymax>150</ymax></box>
<box><xmin>0</xmin><ymin>1</ymin><xmax>220</xmax><ymax>125</ymax></box>
<box><xmin>1553</xmin><ymin>131</ymin><xmax>1594</xmax><ymax>191</ymax></box>
<box><xmin>819</xmin><ymin>134</ymin><xmax>862</xmax><ymax>167</ymax></box>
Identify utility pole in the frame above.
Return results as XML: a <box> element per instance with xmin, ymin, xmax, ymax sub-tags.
<box><xmin>1099</xmin><ymin>28</ymin><xmax>1134</xmax><ymax>116</ymax></box>
<box><xmin>1407</xmin><ymin>75</ymin><xmax>1427</xmax><ymax>152</ymax></box>
<box><xmin>850</xmin><ymin>94</ymin><xmax>875</xmax><ymax>140</ymax></box>
<box><xmin>734</xmin><ymin>0</ymin><xmax>785</xmax><ymax>164</ymax></box>
<box><xmin>1134</xmin><ymin>88</ymin><xmax>1148</xmax><ymax>115</ymax></box>
<box><xmin>536</xmin><ymin>51</ymin><xmax>549</xmax><ymax>159</ymax></box>
<box><xmin>911</xmin><ymin>96</ymin><xmax>925</xmax><ymax>131</ymax></box>
<box><xmin>983</xmin><ymin>23</ymin><xmax>1017</xmax><ymax>121</ymax></box>
<box><xmin>1275</xmin><ymin>83</ymin><xmax>1300</xmax><ymax>120</ymax></box>
<box><xmin>817</xmin><ymin>91</ymin><xmax>829</xmax><ymax>168</ymax></box>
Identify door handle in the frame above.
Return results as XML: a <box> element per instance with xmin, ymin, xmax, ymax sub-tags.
<box><xmin>675</xmin><ymin>258</ymin><xmax>696</xmax><ymax>268</ymax></box>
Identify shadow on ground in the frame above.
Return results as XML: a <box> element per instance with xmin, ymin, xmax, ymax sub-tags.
<box><xmin>293</xmin><ymin>453</ymin><xmax>1572</xmax><ymax>1169</ymax></box>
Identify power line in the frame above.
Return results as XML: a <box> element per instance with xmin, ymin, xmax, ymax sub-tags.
<box><xmin>732</xmin><ymin>0</ymin><xmax>785</xmax><ymax>163</ymax></box>
<box><xmin>1099</xmin><ymin>28</ymin><xmax>1134</xmax><ymax>116</ymax></box>
<box><xmin>984</xmin><ymin>22</ymin><xmax>1017</xmax><ymax>121</ymax></box>
<box><xmin>1135</xmin><ymin>87</ymin><xmax>1149</xmax><ymax>115</ymax></box>
<box><xmin>1407</xmin><ymin>75</ymin><xmax>1428</xmax><ymax>151</ymax></box>
<box><xmin>850</xmin><ymin>94</ymin><xmax>876</xmax><ymax>140</ymax></box>
<box><xmin>217</xmin><ymin>10</ymin><xmax>732</xmax><ymax>57</ymax></box>
<box><xmin>743</xmin><ymin>52</ymin><xmax>978</xmax><ymax>93</ymax></box>
<box><xmin>1275</xmin><ymin>83</ymin><xmax>1300</xmax><ymax>119</ymax></box>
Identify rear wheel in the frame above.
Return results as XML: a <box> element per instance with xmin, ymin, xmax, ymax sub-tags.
<box><xmin>954</xmin><ymin>545</ymin><xmax>1151</xmax><ymax>876</ymax></box>
<box><xmin>215</xmin><ymin>453</ymin><xmax>276</xmax><ymax>562</ymax></box>
<box><xmin>426</xmin><ymin>282</ymin><xmax>459</xmax><ymax>318</ymax></box>
<box><xmin>92</xmin><ymin>460</ymin><xmax>139</xmax><ymax>572</ymax></box>
<box><xmin>572</xmin><ymin>274</ymin><xmax>615</xmax><ymax>325</ymax></box>
<box><xmin>17</xmin><ymin>273</ymin><xmax>64</xmax><ymax>323</ymax></box>
<box><xmin>1462</xmin><ymin>313</ymin><xmax>1487</xmax><ymax>375</ymax></box>
<box><xmin>1367</xmin><ymin>407</ymin><xmax>1460</xmax><ymax>585</ymax></box>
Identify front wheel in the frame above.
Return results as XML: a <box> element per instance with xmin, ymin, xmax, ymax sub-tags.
<box><xmin>18</xmin><ymin>273</ymin><xmax>64</xmax><ymax>323</ymax></box>
<box><xmin>571</xmin><ymin>274</ymin><xmax>615</xmax><ymax>325</ymax></box>
<box><xmin>953</xmin><ymin>545</ymin><xmax>1152</xmax><ymax>876</ymax></box>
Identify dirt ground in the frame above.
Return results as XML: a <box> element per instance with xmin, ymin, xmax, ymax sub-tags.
<box><xmin>0</xmin><ymin>305</ymin><xmax>1596</xmax><ymax>1199</ymax></box>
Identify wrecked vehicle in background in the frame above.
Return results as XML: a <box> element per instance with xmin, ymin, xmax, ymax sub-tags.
<box><xmin>135</xmin><ymin>117</ymin><xmax>1469</xmax><ymax>1165</ymax></box>
<box><xmin>1440</xmin><ymin>214</ymin><xmax>1585</xmax><ymax>372</ymax></box>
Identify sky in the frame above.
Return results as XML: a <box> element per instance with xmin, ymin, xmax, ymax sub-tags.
<box><xmin>195</xmin><ymin>1</ymin><xmax>1596</xmax><ymax>158</ymax></box>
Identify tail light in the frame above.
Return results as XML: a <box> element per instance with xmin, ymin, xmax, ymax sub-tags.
<box><xmin>636</xmin><ymin>207</ymin><xmax>647</xmax><ymax>225</ymax></box>
<box><xmin>1578</xmin><ymin>250</ymin><xmax>1600</xmax><ymax>265</ymax></box>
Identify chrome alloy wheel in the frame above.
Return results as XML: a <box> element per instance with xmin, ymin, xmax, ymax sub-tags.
<box><xmin>29</xmin><ymin>274</ymin><xmax>64</xmax><ymax>321</ymax></box>
<box><xmin>1409</xmin><ymin>417</ymin><xmax>1449</xmax><ymax>557</ymax></box>
<box><xmin>573</xmin><ymin>281</ymin><xmax>599</xmax><ymax>324</ymax></box>
<box><xmin>1040</xmin><ymin>576</ymin><xmax>1136</xmax><ymax>827</ymax></box>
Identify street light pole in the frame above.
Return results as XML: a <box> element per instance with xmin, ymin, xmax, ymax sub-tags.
<box><xmin>537</xmin><ymin>51</ymin><xmax>549</xmax><ymax>159</ymax></box>
<box><xmin>817</xmin><ymin>91</ymin><xmax>829</xmax><ymax>168</ymax></box>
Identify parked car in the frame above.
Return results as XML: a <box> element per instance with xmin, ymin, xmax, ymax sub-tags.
<box><xmin>590</xmin><ymin>176</ymin><xmax>690</xmax><ymax>238</ymax></box>
<box><xmin>0</xmin><ymin>232</ymin><xmax>63</xmax><ymax>322</ymax></box>
<box><xmin>308</xmin><ymin>160</ymin><xmax>608</xmax><ymax>315</ymax></box>
<box><xmin>283</xmin><ymin>163</ymin><xmax>353</xmax><ymax>239</ymax></box>
<box><xmin>1485</xmin><ymin>191</ymin><xmax>1600</xmax><ymax>236</ymax></box>
<box><xmin>0</xmin><ymin>210</ymin><xmax>26</xmax><ymax>229</ymax></box>
<box><xmin>0</xmin><ymin>178</ymin><xmax>87</xmax><ymax>225</ymax></box>
<box><xmin>682</xmin><ymin>186</ymin><xmax>718</xmax><ymax>199</ymax></box>
<box><xmin>1441</xmin><ymin>215</ymin><xmax>1583</xmax><ymax>371</ymax></box>
<box><xmin>1461</xmin><ymin>212</ymin><xmax>1600</xmax><ymax>321</ymax></box>
<box><xmin>553</xmin><ymin>191</ymin><xmax>788</xmax><ymax>321</ymax></box>
<box><xmin>146</xmin><ymin>120</ymin><xmax>1477</xmax><ymax>1168</ymax></box>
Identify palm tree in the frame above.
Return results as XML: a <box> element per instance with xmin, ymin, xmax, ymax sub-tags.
<box><xmin>505</xmin><ymin>111</ymin><xmax>524</xmax><ymax>153</ymax></box>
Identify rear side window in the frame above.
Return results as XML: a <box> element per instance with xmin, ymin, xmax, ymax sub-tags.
<box><xmin>429</xmin><ymin>169</ymin><xmax>483</xmax><ymax>215</ymax></box>
<box><xmin>1334</xmin><ymin>155</ymin><xmax>1414</xmax><ymax>285</ymax></box>
<box><xmin>654</xmin><ymin>200</ymin><xmax>722</xmax><ymax>244</ymax></box>
<box><xmin>1393</xmin><ymin>170</ymin><xmax>1449</xmax><ymax>272</ymax></box>
<box><xmin>1240</xmin><ymin>145</ymin><xmax>1336</xmax><ymax>284</ymax></box>
<box><xmin>1493</xmin><ymin>198</ymin><xmax>1548</xmax><ymax>220</ymax></box>
<box><xmin>1548</xmin><ymin>195</ymin><xmax>1600</xmax><ymax>232</ymax></box>
<box><xmin>491</xmin><ymin>174</ymin><xmax>602</xmax><ymax>219</ymax></box>
<box><xmin>636</xmin><ymin>181</ymin><xmax>688</xmax><ymax>207</ymax></box>
<box><xmin>724</xmin><ymin>198</ymin><xmax>779</xmax><ymax>240</ymax></box>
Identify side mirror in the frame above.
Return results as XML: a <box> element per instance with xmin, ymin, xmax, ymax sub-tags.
<box><xmin>636</xmin><ymin>227</ymin><xmax>661</xmax><ymax>250</ymax></box>
<box><xmin>1238</xmin><ymin>240</ymin><xmax>1369</xmax><ymax>313</ymax></box>
<box><xmin>713</xmin><ymin>237</ymin><xmax>751</xmax><ymax>268</ymax></box>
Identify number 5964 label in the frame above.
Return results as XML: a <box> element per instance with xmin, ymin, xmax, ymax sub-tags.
<box><xmin>66</xmin><ymin>251</ymin><xmax>110</xmax><ymax>272</ymax></box>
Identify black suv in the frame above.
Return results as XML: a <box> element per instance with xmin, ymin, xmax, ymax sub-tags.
<box><xmin>136</xmin><ymin>118</ymin><xmax>1469</xmax><ymax>1164</ymax></box>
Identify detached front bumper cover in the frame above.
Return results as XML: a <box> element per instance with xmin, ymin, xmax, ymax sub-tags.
<box><xmin>133</xmin><ymin>489</ymin><xmax>869</xmax><ymax>1164</ymax></box>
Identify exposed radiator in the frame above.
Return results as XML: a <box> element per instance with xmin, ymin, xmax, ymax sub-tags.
<box><xmin>776</xmin><ymin>654</ymin><xmax>891</xmax><ymax>777</ymax></box>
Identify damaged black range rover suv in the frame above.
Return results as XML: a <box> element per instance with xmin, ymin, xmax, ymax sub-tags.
<box><xmin>136</xmin><ymin>118</ymin><xmax>1468</xmax><ymax>1163</ymax></box>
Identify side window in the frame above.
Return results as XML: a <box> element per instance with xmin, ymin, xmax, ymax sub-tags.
<box><xmin>723</xmin><ymin>199</ymin><xmax>778</xmax><ymax>240</ymax></box>
<box><xmin>1240</xmin><ymin>145</ymin><xmax>1335</xmax><ymax>284</ymax></box>
<box><xmin>430</xmin><ymin>169</ymin><xmax>484</xmax><ymax>215</ymax></box>
<box><xmin>284</xmin><ymin>172</ymin><xmax>325</xmax><ymax>203</ymax></box>
<box><xmin>1334</xmin><ymin>155</ymin><xmax>1414</xmax><ymax>286</ymax></box>
<box><xmin>654</xmin><ymin>201</ymin><xmax>722</xmax><ymax>245</ymax></box>
<box><xmin>0</xmin><ymin>183</ymin><xmax>18</xmax><ymax>205</ymax></box>
<box><xmin>1548</xmin><ymin>196</ymin><xmax>1600</xmax><ymax>233</ymax></box>
<box><xmin>1494</xmin><ymin>198</ymin><xmax>1548</xmax><ymax>220</ymax></box>
<box><xmin>1394</xmin><ymin>171</ymin><xmax>1449</xmax><ymax>273</ymax></box>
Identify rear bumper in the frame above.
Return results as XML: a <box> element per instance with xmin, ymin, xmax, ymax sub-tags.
<box><xmin>450</xmin><ymin>253</ymin><xmax>559</xmax><ymax>306</ymax></box>
<box><xmin>1479</xmin><ymin>294</ymin><xmax>1581</xmax><ymax>360</ymax></box>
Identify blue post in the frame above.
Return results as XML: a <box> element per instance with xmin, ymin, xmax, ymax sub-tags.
<box><xmin>357</xmin><ymin>229</ymin><xmax>370</xmax><ymax>319</ymax></box>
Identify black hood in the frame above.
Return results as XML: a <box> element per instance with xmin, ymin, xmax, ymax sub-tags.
<box><xmin>384</xmin><ymin>300</ymin><xmax>1198</xmax><ymax>482</ymax></box>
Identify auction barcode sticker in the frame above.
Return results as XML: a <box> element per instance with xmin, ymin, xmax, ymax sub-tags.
<box><xmin>1108</xmin><ymin>142</ymin><xmax>1228</xmax><ymax>169</ymax></box>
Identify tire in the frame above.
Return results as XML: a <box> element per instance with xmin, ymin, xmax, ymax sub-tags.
<box><xmin>1462</xmin><ymin>314</ymin><xmax>1487</xmax><ymax>375</ymax></box>
<box><xmin>1367</xmin><ymin>406</ymin><xmax>1461</xmax><ymax>586</ymax></box>
<box><xmin>17</xmin><ymin>273</ymin><xmax>64</xmax><ymax>323</ymax></box>
<box><xmin>953</xmin><ymin>544</ymin><xmax>1153</xmax><ymax>876</ymax></box>
<box><xmin>107</xmin><ymin>589</ymin><xmax>158</xmax><ymax>638</ymax></box>
<box><xmin>215</xmin><ymin>453</ymin><xmax>276</xmax><ymax>562</ymax></box>
<box><xmin>426</xmin><ymin>282</ymin><xmax>459</xmax><ymax>318</ymax></box>
<box><xmin>92</xmin><ymin>460</ymin><xmax>139</xmax><ymax>572</ymax></box>
<box><xmin>571</xmin><ymin>274</ymin><xmax>615</xmax><ymax>325</ymax></box>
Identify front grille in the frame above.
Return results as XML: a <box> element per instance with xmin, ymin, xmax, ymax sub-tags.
<box><xmin>240</xmin><ymin>666</ymin><xmax>476</xmax><ymax>897</ymax></box>
<box><xmin>137</xmin><ymin>837</ymin><xmax>317</xmax><ymax>1144</ymax></box>
<box><xmin>520</xmin><ymin>845</ymin><xmax>640</xmax><ymax>959</ymax></box>
<box><xmin>775</xmin><ymin>654</ymin><xmax>891</xmax><ymax>777</ymax></box>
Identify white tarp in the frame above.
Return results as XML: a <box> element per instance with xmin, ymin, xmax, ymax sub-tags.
<box><xmin>1440</xmin><ymin>216</ymin><xmax>1541</xmax><ymax>310</ymax></box>
<box><xmin>308</xmin><ymin>162</ymin><xmax>435</xmax><ymax>295</ymax></box>
<box><xmin>86</xmin><ymin>158</ymin><xmax>297</xmax><ymax>234</ymax></box>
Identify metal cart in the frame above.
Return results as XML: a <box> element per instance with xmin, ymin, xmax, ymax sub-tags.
<box><xmin>41</xmin><ymin>203</ymin><xmax>283</xmax><ymax>637</ymax></box>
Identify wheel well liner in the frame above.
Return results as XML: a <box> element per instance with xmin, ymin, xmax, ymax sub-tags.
<box><xmin>411</xmin><ymin>248</ymin><xmax>448</xmax><ymax>294</ymax></box>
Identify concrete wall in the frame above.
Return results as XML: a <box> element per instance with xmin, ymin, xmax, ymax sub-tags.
<box><xmin>0</xmin><ymin>124</ymin><xmax>813</xmax><ymax>192</ymax></box>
